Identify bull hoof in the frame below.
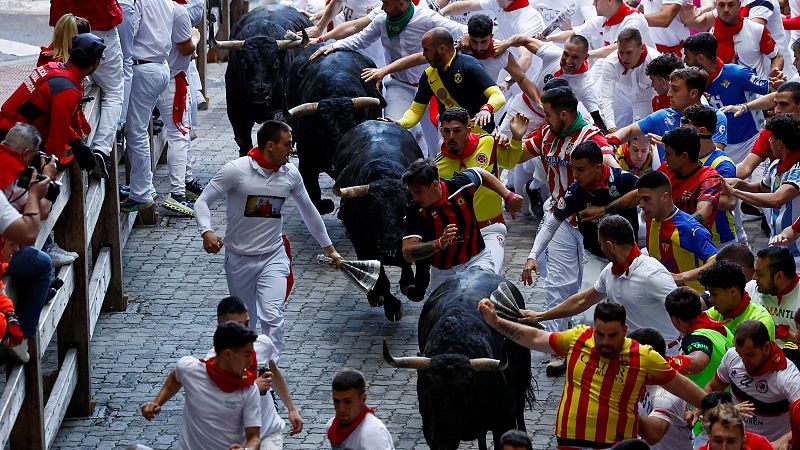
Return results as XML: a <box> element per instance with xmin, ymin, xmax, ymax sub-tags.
<box><xmin>402</xmin><ymin>285</ymin><xmax>426</xmax><ymax>302</ymax></box>
<box><xmin>317</xmin><ymin>199</ymin><xmax>335</xmax><ymax>215</ymax></box>
<box><xmin>368</xmin><ymin>294</ymin><xmax>384</xmax><ymax>307</ymax></box>
<box><xmin>384</xmin><ymin>302</ymin><xmax>404</xmax><ymax>322</ymax></box>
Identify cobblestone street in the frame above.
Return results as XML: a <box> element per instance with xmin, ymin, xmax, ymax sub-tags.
<box><xmin>51</xmin><ymin>62</ymin><xmax>771</xmax><ymax>450</ymax></box>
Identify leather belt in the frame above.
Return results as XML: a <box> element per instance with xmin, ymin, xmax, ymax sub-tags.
<box><xmin>390</xmin><ymin>75</ymin><xmax>419</xmax><ymax>87</ymax></box>
<box><xmin>477</xmin><ymin>213</ymin><xmax>505</xmax><ymax>229</ymax></box>
<box><xmin>133</xmin><ymin>59</ymin><xmax>153</xmax><ymax>65</ymax></box>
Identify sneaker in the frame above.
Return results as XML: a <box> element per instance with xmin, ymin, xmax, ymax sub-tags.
<box><xmin>163</xmin><ymin>194</ymin><xmax>195</xmax><ymax>217</ymax></box>
<box><xmin>525</xmin><ymin>181</ymin><xmax>544</xmax><ymax>218</ymax></box>
<box><xmin>47</xmin><ymin>242</ymin><xmax>78</xmax><ymax>267</ymax></box>
<box><xmin>152</xmin><ymin>118</ymin><xmax>164</xmax><ymax>135</ymax></box>
<box><xmin>119</xmin><ymin>184</ymin><xmax>130</xmax><ymax>200</ymax></box>
<box><xmin>184</xmin><ymin>179</ymin><xmax>204</xmax><ymax>201</ymax></box>
<box><xmin>546</xmin><ymin>357</ymin><xmax>567</xmax><ymax>377</ymax></box>
<box><xmin>8</xmin><ymin>340</ymin><xmax>29</xmax><ymax>363</ymax></box>
<box><xmin>189</xmin><ymin>130</ymin><xmax>198</xmax><ymax>141</ymax></box>
<box><xmin>115</xmin><ymin>128</ymin><xmax>125</xmax><ymax>148</ymax></box>
<box><xmin>120</xmin><ymin>198</ymin><xmax>155</xmax><ymax>213</ymax></box>
<box><xmin>152</xmin><ymin>192</ymin><xmax>158</xmax><ymax>201</ymax></box>
<box><xmin>92</xmin><ymin>150</ymin><xmax>109</xmax><ymax>179</ymax></box>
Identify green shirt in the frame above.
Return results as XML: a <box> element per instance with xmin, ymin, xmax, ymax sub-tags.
<box><xmin>707</xmin><ymin>300</ymin><xmax>776</xmax><ymax>341</ymax></box>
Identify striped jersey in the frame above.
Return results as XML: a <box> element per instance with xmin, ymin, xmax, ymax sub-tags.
<box><xmin>549</xmin><ymin>325</ymin><xmax>677</xmax><ymax>447</ymax></box>
<box><xmin>715</xmin><ymin>345</ymin><xmax>800</xmax><ymax>441</ymax></box>
<box><xmin>646</xmin><ymin>207</ymin><xmax>718</xmax><ymax>293</ymax></box>
<box><xmin>700</xmin><ymin>149</ymin><xmax>737</xmax><ymax>244</ymax></box>
<box><xmin>524</xmin><ymin>121</ymin><xmax>612</xmax><ymax>226</ymax></box>
<box><xmin>403</xmin><ymin>168</ymin><xmax>484</xmax><ymax>270</ymax></box>
<box><xmin>762</xmin><ymin>160</ymin><xmax>800</xmax><ymax>261</ymax></box>
<box><xmin>748</xmin><ymin>276</ymin><xmax>800</xmax><ymax>345</ymax></box>
<box><xmin>615</xmin><ymin>143</ymin><xmax>655</xmax><ymax>176</ymax></box>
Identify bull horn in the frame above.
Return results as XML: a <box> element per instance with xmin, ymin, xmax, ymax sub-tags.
<box><xmin>276</xmin><ymin>28</ymin><xmax>309</xmax><ymax>50</ymax></box>
<box><xmin>333</xmin><ymin>185</ymin><xmax>369</xmax><ymax>198</ymax></box>
<box><xmin>351</xmin><ymin>97</ymin><xmax>382</xmax><ymax>109</ymax></box>
<box><xmin>287</xmin><ymin>102</ymin><xmax>319</xmax><ymax>118</ymax></box>
<box><xmin>383</xmin><ymin>340</ymin><xmax>431</xmax><ymax>370</ymax></box>
<box><xmin>469</xmin><ymin>350</ymin><xmax>508</xmax><ymax>372</ymax></box>
<box><xmin>212</xmin><ymin>39</ymin><xmax>247</xmax><ymax>49</ymax></box>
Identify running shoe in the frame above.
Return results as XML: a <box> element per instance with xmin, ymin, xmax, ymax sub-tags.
<box><xmin>120</xmin><ymin>198</ymin><xmax>155</xmax><ymax>213</ymax></box>
<box><xmin>119</xmin><ymin>184</ymin><xmax>130</xmax><ymax>200</ymax></box>
<box><xmin>8</xmin><ymin>340</ymin><xmax>30</xmax><ymax>363</ymax></box>
<box><xmin>163</xmin><ymin>194</ymin><xmax>195</xmax><ymax>217</ymax></box>
<box><xmin>92</xmin><ymin>150</ymin><xmax>109</xmax><ymax>179</ymax></box>
<box><xmin>47</xmin><ymin>242</ymin><xmax>78</xmax><ymax>267</ymax></box>
<box><xmin>546</xmin><ymin>357</ymin><xmax>567</xmax><ymax>377</ymax></box>
<box><xmin>184</xmin><ymin>179</ymin><xmax>204</xmax><ymax>201</ymax></box>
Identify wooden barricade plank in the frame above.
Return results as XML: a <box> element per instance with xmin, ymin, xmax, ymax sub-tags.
<box><xmin>85</xmin><ymin>179</ymin><xmax>105</xmax><ymax>241</ymax></box>
<box><xmin>0</xmin><ymin>366</ymin><xmax>27</xmax><ymax>449</ymax></box>
<box><xmin>88</xmin><ymin>248</ymin><xmax>112</xmax><ymax>338</ymax></box>
<box><xmin>95</xmin><ymin>142</ymin><xmax>125</xmax><ymax>312</ymax></box>
<box><xmin>198</xmin><ymin>8</ymin><xmax>207</xmax><ymax>96</ymax></box>
<box><xmin>8</xmin><ymin>336</ymin><xmax>44</xmax><ymax>450</ymax></box>
<box><xmin>37</xmin><ymin>265</ymin><xmax>75</xmax><ymax>361</ymax></box>
<box><xmin>33</xmin><ymin>170</ymin><xmax>71</xmax><ymax>250</ymax></box>
<box><xmin>54</xmin><ymin>163</ymin><xmax>92</xmax><ymax>418</ymax></box>
<box><xmin>43</xmin><ymin>349</ymin><xmax>78</xmax><ymax>449</ymax></box>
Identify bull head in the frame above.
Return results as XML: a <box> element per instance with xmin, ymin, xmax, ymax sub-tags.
<box><xmin>288</xmin><ymin>97</ymin><xmax>383</xmax><ymax>119</ymax></box>
<box><xmin>383</xmin><ymin>341</ymin><xmax>508</xmax><ymax>372</ymax></box>
<box><xmin>207</xmin><ymin>14</ymin><xmax>308</xmax><ymax>50</ymax></box>
<box><xmin>333</xmin><ymin>184</ymin><xmax>369</xmax><ymax>198</ymax></box>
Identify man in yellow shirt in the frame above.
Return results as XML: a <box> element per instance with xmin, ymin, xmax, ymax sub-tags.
<box><xmin>433</xmin><ymin>107</ymin><xmax>527</xmax><ymax>272</ymax></box>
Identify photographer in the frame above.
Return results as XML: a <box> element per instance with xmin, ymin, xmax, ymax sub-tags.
<box><xmin>0</xmin><ymin>123</ymin><xmax>56</xmax><ymax>363</ymax></box>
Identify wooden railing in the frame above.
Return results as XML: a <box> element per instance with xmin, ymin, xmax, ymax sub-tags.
<box><xmin>0</xmin><ymin>80</ymin><xmax>136</xmax><ymax>449</ymax></box>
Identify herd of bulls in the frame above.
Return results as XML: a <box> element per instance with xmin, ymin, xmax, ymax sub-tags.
<box><xmin>214</xmin><ymin>6</ymin><xmax>536</xmax><ymax>449</ymax></box>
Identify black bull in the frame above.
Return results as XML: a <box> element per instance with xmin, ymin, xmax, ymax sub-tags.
<box><xmin>222</xmin><ymin>4</ymin><xmax>312</xmax><ymax>156</ymax></box>
<box><xmin>284</xmin><ymin>45</ymin><xmax>384</xmax><ymax>215</ymax></box>
<box><xmin>384</xmin><ymin>271</ymin><xmax>534</xmax><ymax>450</ymax></box>
<box><xmin>332</xmin><ymin>121</ymin><xmax>429</xmax><ymax>321</ymax></box>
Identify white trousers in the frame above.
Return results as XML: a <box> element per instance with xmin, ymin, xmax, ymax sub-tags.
<box><xmin>155</xmin><ymin>74</ymin><xmax>193</xmax><ymax>196</ymax></box>
<box><xmin>613</xmin><ymin>94</ymin><xmax>652</xmax><ymax>129</ymax></box>
<box><xmin>89</xmin><ymin>28</ymin><xmax>124</xmax><ymax>155</ymax></box>
<box><xmin>126</xmin><ymin>62</ymin><xmax>169</xmax><ymax>202</ymax></box>
<box><xmin>577</xmin><ymin>251</ymin><xmax>609</xmax><ymax>325</ymax></box>
<box><xmin>428</xmin><ymin>250</ymin><xmax>494</xmax><ymax>293</ymax></box>
<box><xmin>725</xmin><ymin>133</ymin><xmax>760</xmax><ymax>166</ymax></box>
<box><xmin>384</xmin><ymin>78</ymin><xmax>429</xmax><ymax>156</ymax></box>
<box><xmin>481</xmin><ymin>222</ymin><xmax>507</xmax><ymax>274</ymax></box>
<box><xmin>225</xmin><ymin>248</ymin><xmax>290</xmax><ymax>359</ymax></box>
<box><xmin>261</xmin><ymin>431</ymin><xmax>284</xmax><ymax>450</ymax></box>
<box><xmin>187</xmin><ymin>62</ymin><xmax>202</xmax><ymax>127</ymax></box>
<box><xmin>542</xmin><ymin>214</ymin><xmax>584</xmax><ymax>333</ymax></box>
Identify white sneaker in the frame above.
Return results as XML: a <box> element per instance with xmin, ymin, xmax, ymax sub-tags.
<box><xmin>9</xmin><ymin>339</ymin><xmax>30</xmax><ymax>363</ymax></box>
<box><xmin>47</xmin><ymin>242</ymin><xmax>78</xmax><ymax>267</ymax></box>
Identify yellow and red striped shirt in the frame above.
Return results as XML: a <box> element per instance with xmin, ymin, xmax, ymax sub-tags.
<box><xmin>549</xmin><ymin>325</ymin><xmax>677</xmax><ymax>447</ymax></box>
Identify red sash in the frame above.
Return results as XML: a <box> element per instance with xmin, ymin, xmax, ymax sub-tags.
<box><xmin>172</xmin><ymin>72</ymin><xmax>190</xmax><ymax>136</ymax></box>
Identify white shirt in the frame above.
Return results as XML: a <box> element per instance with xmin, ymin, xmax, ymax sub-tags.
<box><xmin>207</xmin><ymin>336</ymin><xmax>285</xmax><ymax>439</ymax></box>
<box><xmin>742</xmin><ymin>0</ymin><xmax>788</xmax><ymax>56</ymax></box>
<box><xmin>130</xmin><ymin>0</ymin><xmax>174</xmax><ymax>62</ymax></box>
<box><xmin>184</xmin><ymin>0</ymin><xmax>205</xmax><ymax>26</ymax></box>
<box><xmin>711</xmin><ymin>18</ymin><xmax>777</xmax><ymax>78</ymax></box>
<box><xmin>167</xmin><ymin>3</ymin><xmax>193</xmax><ymax>77</ymax></box>
<box><xmin>474</xmin><ymin>51</ymin><xmax>508</xmax><ymax>83</ymax></box>
<box><xmin>599</xmin><ymin>47</ymin><xmax>660</xmax><ymax>129</ymax></box>
<box><xmin>594</xmin><ymin>253</ymin><xmax>681</xmax><ymax>347</ymax></box>
<box><xmin>331</xmin><ymin>6</ymin><xmax>467</xmax><ymax>85</ymax></box>
<box><xmin>174</xmin><ymin>356</ymin><xmax>262</xmax><ymax>450</ymax></box>
<box><xmin>535</xmin><ymin>42</ymin><xmax>600</xmax><ymax>113</ymax></box>
<box><xmin>638</xmin><ymin>385</ymin><xmax>693</xmax><ymax>450</ymax></box>
<box><xmin>574</xmin><ymin>10</ymin><xmax>655</xmax><ymax>47</ymax></box>
<box><xmin>340</xmin><ymin>0</ymin><xmax>383</xmax><ymax>21</ymax></box>
<box><xmin>530</xmin><ymin>0</ymin><xmax>597</xmax><ymax>30</ymax></box>
<box><xmin>0</xmin><ymin>191</ymin><xmax>21</xmax><ymax>235</ymax></box>
<box><xmin>640</xmin><ymin>0</ymin><xmax>689</xmax><ymax>48</ymax></box>
<box><xmin>194</xmin><ymin>158</ymin><xmax>333</xmax><ymax>256</ymax></box>
<box><xmin>747</xmin><ymin>278</ymin><xmax>800</xmax><ymax>346</ymax></box>
<box><xmin>478</xmin><ymin>0</ymin><xmax>545</xmax><ymax>40</ymax></box>
<box><xmin>715</xmin><ymin>347</ymin><xmax>800</xmax><ymax>441</ymax></box>
<box><xmin>325</xmin><ymin>412</ymin><xmax>395</xmax><ymax>449</ymax></box>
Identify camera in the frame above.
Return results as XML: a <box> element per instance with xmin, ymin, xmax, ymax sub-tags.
<box><xmin>17</xmin><ymin>166</ymin><xmax>62</xmax><ymax>202</ymax></box>
<box><xmin>32</xmin><ymin>151</ymin><xmax>53</xmax><ymax>172</ymax></box>
<box><xmin>258</xmin><ymin>364</ymin><xmax>270</xmax><ymax>376</ymax></box>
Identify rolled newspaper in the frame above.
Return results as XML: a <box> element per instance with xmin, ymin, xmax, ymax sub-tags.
<box><xmin>489</xmin><ymin>282</ymin><xmax>524</xmax><ymax>320</ymax></box>
<box><xmin>317</xmin><ymin>255</ymin><xmax>381</xmax><ymax>293</ymax></box>
<box><xmin>541</xmin><ymin>3</ymin><xmax>576</xmax><ymax>37</ymax></box>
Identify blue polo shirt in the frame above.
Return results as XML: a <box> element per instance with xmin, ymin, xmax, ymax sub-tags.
<box><xmin>705</xmin><ymin>64</ymin><xmax>769</xmax><ymax>145</ymax></box>
<box><xmin>637</xmin><ymin>107</ymin><xmax>728</xmax><ymax>161</ymax></box>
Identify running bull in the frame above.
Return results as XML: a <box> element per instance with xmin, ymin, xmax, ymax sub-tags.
<box><xmin>384</xmin><ymin>271</ymin><xmax>534</xmax><ymax>450</ymax></box>
<box><xmin>284</xmin><ymin>45</ymin><xmax>384</xmax><ymax>215</ymax></box>
<box><xmin>331</xmin><ymin>121</ymin><xmax>429</xmax><ymax>322</ymax></box>
<box><xmin>210</xmin><ymin>4</ymin><xmax>311</xmax><ymax>156</ymax></box>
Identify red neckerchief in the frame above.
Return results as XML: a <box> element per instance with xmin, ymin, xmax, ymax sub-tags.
<box><xmin>327</xmin><ymin>406</ymin><xmax>375</xmax><ymax>446</ymax></box>
<box><xmin>473</xmin><ymin>42</ymin><xmax>496</xmax><ymax>60</ymax></box>
<box><xmin>652</xmin><ymin>94</ymin><xmax>670</xmax><ymax>112</ymax></box>
<box><xmin>174</xmin><ymin>0</ymin><xmax>187</xmax><ymax>3</ymax></box>
<box><xmin>611</xmin><ymin>244</ymin><xmax>641</xmax><ymax>277</ymax></box>
<box><xmin>0</xmin><ymin>143</ymin><xmax>26</xmax><ymax>190</ymax></box>
<box><xmin>687</xmin><ymin>312</ymin><xmax>729</xmax><ymax>336</ymax></box>
<box><xmin>621</xmin><ymin>45</ymin><xmax>647</xmax><ymax>75</ymax></box>
<box><xmin>554</xmin><ymin>60</ymin><xmax>589</xmax><ymax>77</ymax></box>
<box><xmin>504</xmin><ymin>0</ymin><xmax>529</xmax><ymax>12</ymax></box>
<box><xmin>200</xmin><ymin>354</ymin><xmax>258</xmax><ymax>393</ymax></box>
<box><xmin>433</xmin><ymin>180</ymin><xmax>450</xmax><ymax>207</ymax></box>
<box><xmin>581</xmin><ymin>164</ymin><xmax>611</xmax><ymax>191</ymax></box>
<box><xmin>706</xmin><ymin>58</ymin><xmax>725</xmax><ymax>87</ymax></box>
<box><xmin>777</xmin><ymin>274</ymin><xmax>800</xmax><ymax>305</ymax></box>
<box><xmin>247</xmin><ymin>147</ymin><xmax>282</xmax><ymax>171</ymax></box>
<box><xmin>777</xmin><ymin>151</ymin><xmax>800</xmax><ymax>175</ymax></box>
<box><xmin>440</xmin><ymin>134</ymin><xmax>480</xmax><ymax>170</ymax></box>
<box><xmin>713</xmin><ymin>17</ymin><xmax>744</xmax><ymax>64</ymax></box>
<box><xmin>750</xmin><ymin>342</ymin><xmax>788</xmax><ymax>376</ymax></box>
<box><xmin>722</xmin><ymin>291</ymin><xmax>752</xmax><ymax>319</ymax></box>
<box><xmin>603</xmin><ymin>2</ymin><xmax>637</xmax><ymax>27</ymax></box>
<box><xmin>172</xmin><ymin>72</ymin><xmax>190</xmax><ymax>135</ymax></box>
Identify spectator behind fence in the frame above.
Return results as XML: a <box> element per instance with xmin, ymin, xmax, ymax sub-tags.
<box><xmin>141</xmin><ymin>322</ymin><xmax>261</xmax><ymax>450</ymax></box>
<box><xmin>0</xmin><ymin>124</ymin><xmax>56</xmax><ymax>363</ymax></box>
<box><xmin>0</xmin><ymin>34</ymin><xmax>104</xmax><ymax>172</ymax></box>
<box><xmin>208</xmin><ymin>296</ymin><xmax>304</xmax><ymax>449</ymax></box>
<box><xmin>326</xmin><ymin>368</ymin><xmax>394</xmax><ymax>450</ymax></box>
<box><xmin>39</xmin><ymin>13</ymin><xmax>91</xmax><ymax>66</ymax></box>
